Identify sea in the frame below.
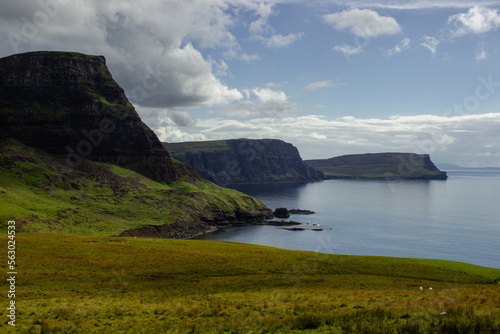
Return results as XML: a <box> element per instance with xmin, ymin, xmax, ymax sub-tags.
<box><xmin>194</xmin><ymin>170</ymin><xmax>500</xmax><ymax>269</ymax></box>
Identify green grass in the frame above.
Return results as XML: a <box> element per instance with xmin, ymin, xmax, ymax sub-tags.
<box><xmin>163</xmin><ymin>140</ymin><xmax>232</xmax><ymax>157</ymax></box>
<box><xmin>0</xmin><ymin>139</ymin><xmax>270</xmax><ymax>236</ymax></box>
<box><xmin>1</xmin><ymin>233</ymin><xmax>499</xmax><ymax>333</ymax></box>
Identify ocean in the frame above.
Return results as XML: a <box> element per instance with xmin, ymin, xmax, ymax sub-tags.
<box><xmin>194</xmin><ymin>170</ymin><xmax>500</xmax><ymax>269</ymax></box>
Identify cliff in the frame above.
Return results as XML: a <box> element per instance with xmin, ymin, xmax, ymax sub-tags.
<box><xmin>0</xmin><ymin>51</ymin><xmax>273</xmax><ymax>237</ymax></box>
<box><xmin>305</xmin><ymin>153</ymin><xmax>447</xmax><ymax>180</ymax></box>
<box><xmin>0</xmin><ymin>51</ymin><xmax>181</xmax><ymax>183</ymax></box>
<box><xmin>163</xmin><ymin>139</ymin><xmax>325</xmax><ymax>185</ymax></box>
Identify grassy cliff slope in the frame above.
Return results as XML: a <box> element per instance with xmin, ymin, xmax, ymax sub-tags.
<box><xmin>0</xmin><ymin>139</ymin><xmax>271</xmax><ymax>236</ymax></box>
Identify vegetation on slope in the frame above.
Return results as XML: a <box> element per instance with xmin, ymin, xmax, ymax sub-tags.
<box><xmin>0</xmin><ymin>139</ymin><xmax>271</xmax><ymax>236</ymax></box>
<box><xmin>164</xmin><ymin>140</ymin><xmax>232</xmax><ymax>157</ymax></box>
<box><xmin>1</xmin><ymin>233</ymin><xmax>499</xmax><ymax>333</ymax></box>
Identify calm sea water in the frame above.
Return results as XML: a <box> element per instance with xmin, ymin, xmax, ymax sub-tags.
<box><xmin>195</xmin><ymin>171</ymin><xmax>500</xmax><ymax>269</ymax></box>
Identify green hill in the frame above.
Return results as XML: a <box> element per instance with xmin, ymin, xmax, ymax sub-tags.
<box><xmin>0</xmin><ymin>138</ymin><xmax>271</xmax><ymax>236</ymax></box>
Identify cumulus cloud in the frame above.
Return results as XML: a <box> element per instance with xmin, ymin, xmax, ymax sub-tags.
<box><xmin>168</xmin><ymin>110</ymin><xmax>197</xmax><ymax>127</ymax></box>
<box><xmin>248</xmin><ymin>2</ymin><xmax>276</xmax><ymax>34</ymax></box>
<box><xmin>0</xmin><ymin>0</ymin><xmax>285</xmax><ymax>111</ymax></box>
<box><xmin>252</xmin><ymin>87</ymin><xmax>287</xmax><ymax>103</ymax></box>
<box><xmin>448</xmin><ymin>6</ymin><xmax>500</xmax><ymax>36</ymax></box>
<box><xmin>323</xmin><ymin>8</ymin><xmax>401</xmax><ymax>38</ymax></box>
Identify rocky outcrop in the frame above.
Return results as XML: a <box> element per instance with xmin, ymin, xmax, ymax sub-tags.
<box><xmin>305</xmin><ymin>153</ymin><xmax>447</xmax><ymax>180</ymax></box>
<box><xmin>163</xmin><ymin>139</ymin><xmax>325</xmax><ymax>185</ymax></box>
<box><xmin>0</xmin><ymin>51</ymin><xmax>182</xmax><ymax>183</ymax></box>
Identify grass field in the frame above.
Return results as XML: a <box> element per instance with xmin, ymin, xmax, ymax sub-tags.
<box><xmin>2</xmin><ymin>233</ymin><xmax>499</xmax><ymax>333</ymax></box>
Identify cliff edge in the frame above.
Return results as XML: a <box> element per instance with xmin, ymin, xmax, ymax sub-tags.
<box><xmin>163</xmin><ymin>139</ymin><xmax>325</xmax><ymax>185</ymax></box>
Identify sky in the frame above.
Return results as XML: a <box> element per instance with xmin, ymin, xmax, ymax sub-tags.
<box><xmin>1</xmin><ymin>1</ymin><xmax>500</xmax><ymax>167</ymax></box>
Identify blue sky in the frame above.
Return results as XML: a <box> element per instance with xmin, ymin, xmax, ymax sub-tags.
<box><xmin>1</xmin><ymin>0</ymin><xmax>500</xmax><ymax>166</ymax></box>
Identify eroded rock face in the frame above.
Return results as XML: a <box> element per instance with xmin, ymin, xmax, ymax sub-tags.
<box><xmin>0</xmin><ymin>51</ymin><xmax>180</xmax><ymax>183</ymax></box>
<box><xmin>164</xmin><ymin>139</ymin><xmax>325</xmax><ymax>185</ymax></box>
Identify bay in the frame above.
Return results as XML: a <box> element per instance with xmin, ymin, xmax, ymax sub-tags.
<box><xmin>195</xmin><ymin>171</ymin><xmax>500</xmax><ymax>269</ymax></box>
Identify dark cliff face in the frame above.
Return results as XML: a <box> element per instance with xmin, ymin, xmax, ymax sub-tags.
<box><xmin>164</xmin><ymin>139</ymin><xmax>325</xmax><ymax>185</ymax></box>
<box><xmin>0</xmin><ymin>51</ymin><xmax>181</xmax><ymax>183</ymax></box>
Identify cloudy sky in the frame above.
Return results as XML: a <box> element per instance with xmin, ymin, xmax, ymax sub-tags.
<box><xmin>1</xmin><ymin>0</ymin><xmax>500</xmax><ymax>166</ymax></box>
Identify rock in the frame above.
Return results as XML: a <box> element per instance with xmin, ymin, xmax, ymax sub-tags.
<box><xmin>274</xmin><ymin>207</ymin><xmax>290</xmax><ymax>218</ymax></box>
<box><xmin>289</xmin><ymin>209</ymin><xmax>315</xmax><ymax>215</ymax></box>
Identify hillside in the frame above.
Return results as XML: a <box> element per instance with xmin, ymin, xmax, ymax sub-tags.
<box><xmin>305</xmin><ymin>153</ymin><xmax>447</xmax><ymax>180</ymax></box>
<box><xmin>163</xmin><ymin>139</ymin><xmax>324</xmax><ymax>185</ymax></box>
<box><xmin>0</xmin><ymin>51</ymin><xmax>273</xmax><ymax>236</ymax></box>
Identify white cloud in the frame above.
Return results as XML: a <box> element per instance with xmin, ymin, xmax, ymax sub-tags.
<box><xmin>252</xmin><ymin>87</ymin><xmax>287</xmax><ymax>103</ymax></box>
<box><xmin>323</xmin><ymin>8</ymin><xmax>401</xmax><ymax>38</ymax></box>
<box><xmin>475</xmin><ymin>44</ymin><xmax>488</xmax><ymax>60</ymax></box>
<box><xmin>304</xmin><ymin>81</ymin><xmax>332</xmax><ymax>91</ymax></box>
<box><xmin>0</xmin><ymin>0</ymin><xmax>253</xmax><ymax>111</ymax></box>
<box><xmin>303</xmin><ymin>80</ymin><xmax>347</xmax><ymax>91</ymax></box>
<box><xmin>260</xmin><ymin>32</ymin><xmax>304</xmax><ymax>48</ymax></box>
<box><xmin>385</xmin><ymin>38</ymin><xmax>411</xmax><ymax>56</ymax></box>
<box><xmin>248</xmin><ymin>2</ymin><xmax>276</xmax><ymax>34</ymax></box>
<box><xmin>333</xmin><ymin>43</ymin><xmax>364</xmax><ymax>55</ymax></box>
<box><xmin>155</xmin><ymin>125</ymin><xmax>207</xmax><ymax>143</ymax></box>
<box><xmin>448</xmin><ymin>6</ymin><xmax>500</xmax><ymax>36</ymax></box>
<box><xmin>420</xmin><ymin>35</ymin><xmax>440</xmax><ymax>56</ymax></box>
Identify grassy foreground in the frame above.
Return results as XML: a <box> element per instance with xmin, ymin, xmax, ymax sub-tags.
<box><xmin>1</xmin><ymin>233</ymin><xmax>499</xmax><ymax>333</ymax></box>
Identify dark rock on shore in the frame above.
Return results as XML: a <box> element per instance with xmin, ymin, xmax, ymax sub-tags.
<box><xmin>289</xmin><ymin>209</ymin><xmax>315</xmax><ymax>215</ymax></box>
<box><xmin>274</xmin><ymin>207</ymin><xmax>291</xmax><ymax>218</ymax></box>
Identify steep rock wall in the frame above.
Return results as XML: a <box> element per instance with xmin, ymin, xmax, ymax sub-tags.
<box><xmin>164</xmin><ymin>139</ymin><xmax>324</xmax><ymax>185</ymax></box>
<box><xmin>0</xmin><ymin>51</ymin><xmax>182</xmax><ymax>183</ymax></box>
